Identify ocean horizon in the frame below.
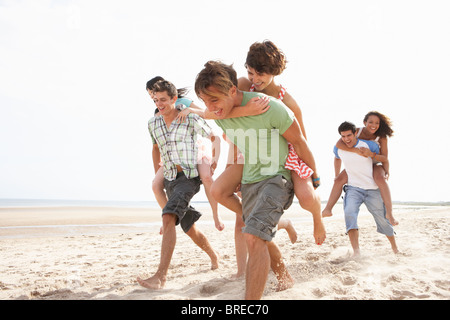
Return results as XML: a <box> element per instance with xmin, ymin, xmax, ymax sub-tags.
<box><xmin>1</xmin><ymin>198</ymin><xmax>449</xmax><ymax>208</ymax></box>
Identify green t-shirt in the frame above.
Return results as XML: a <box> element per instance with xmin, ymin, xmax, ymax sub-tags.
<box><xmin>215</xmin><ymin>92</ymin><xmax>294</xmax><ymax>184</ymax></box>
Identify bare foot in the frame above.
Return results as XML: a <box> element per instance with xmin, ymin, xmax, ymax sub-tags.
<box><xmin>314</xmin><ymin>220</ymin><xmax>326</xmax><ymax>245</ymax></box>
<box><xmin>211</xmin><ymin>251</ymin><xmax>220</xmax><ymax>270</ymax></box>
<box><xmin>227</xmin><ymin>272</ymin><xmax>245</xmax><ymax>281</ymax></box>
<box><xmin>137</xmin><ymin>275</ymin><xmax>165</xmax><ymax>289</ymax></box>
<box><xmin>276</xmin><ymin>274</ymin><xmax>294</xmax><ymax>292</ymax></box>
<box><xmin>322</xmin><ymin>208</ymin><xmax>333</xmax><ymax>218</ymax></box>
<box><xmin>351</xmin><ymin>249</ymin><xmax>361</xmax><ymax>259</ymax></box>
<box><xmin>285</xmin><ymin>220</ymin><xmax>298</xmax><ymax>244</ymax></box>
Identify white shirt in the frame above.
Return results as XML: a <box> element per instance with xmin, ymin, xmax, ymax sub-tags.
<box><xmin>334</xmin><ymin>139</ymin><xmax>380</xmax><ymax>190</ymax></box>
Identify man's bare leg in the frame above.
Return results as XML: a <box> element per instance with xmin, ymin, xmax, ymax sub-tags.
<box><xmin>386</xmin><ymin>235</ymin><xmax>399</xmax><ymax>254</ymax></box>
<box><xmin>137</xmin><ymin>214</ymin><xmax>177</xmax><ymax>289</ymax></box>
<box><xmin>347</xmin><ymin>229</ymin><xmax>360</xmax><ymax>257</ymax></box>
<box><xmin>211</xmin><ymin>164</ymin><xmax>247</xmax><ymax>278</ymax></box>
<box><xmin>185</xmin><ymin>224</ymin><xmax>220</xmax><ymax>269</ymax></box>
<box><xmin>234</xmin><ymin>215</ymin><xmax>247</xmax><ymax>278</ymax></box>
<box><xmin>267</xmin><ymin>241</ymin><xmax>294</xmax><ymax>291</ymax></box>
<box><xmin>244</xmin><ymin>234</ymin><xmax>270</xmax><ymax>300</ymax></box>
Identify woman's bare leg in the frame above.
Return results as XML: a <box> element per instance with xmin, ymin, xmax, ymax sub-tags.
<box><xmin>152</xmin><ymin>166</ymin><xmax>167</xmax><ymax>209</ymax></box>
<box><xmin>373</xmin><ymin>165</ymin><xmax>398</xmax><ymax>226</ymax></box>
<box><xmin>322</xmin><ymin>170</ymin><xmax>348</xmax><ymax>217</ymax></box>
<box><xmin>198</xmin><ymin>159</ymin><xmax>224</xmax><ymax>231</ymax></box>
<box><xmin>292</xmin><ymin>173</ymin><xmax>326</xmax><ymax>245</ymax></box>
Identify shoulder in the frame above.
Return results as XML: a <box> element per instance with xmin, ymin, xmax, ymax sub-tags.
<box><xmin>238</xmin><ymin>77</ymin><xmax>252</xmax><ymax>91</ymax></box>
<box><xmin>186</xmin><ymin>112</ymin><xmax>201</xmax><ymax>122</ymax></box>
<box><xmin>333</xmin><ymin>146</ymin><xmax>340</xmax><ymax>159</ymax></box>
<box><xmin>176</xmin><ymin>97</ymin><xmax>192</xmax><ymax>108</ymax></box>
<box><xmin>281</xmin><ymin>91</ymin><xmax>302</xmax><ymax>113</ymax></box>
<box><xmin>188</xmin><ymin>112</ymin><xmax>210</xmax><ymax>127</ymax></box>
<box><xmin>148</xmin><ymin>116</ymin><xmax>159</xmax><ymax>126</ymax></box>
<box><xmin>360</xmin><ymin>139</ymin><xmax>380</xmax><ymax>153</ymax></box>
<box><xmin>267</xmin><ymin>96</ymin><xmax>293</xmax><ymax>117</ymax></box>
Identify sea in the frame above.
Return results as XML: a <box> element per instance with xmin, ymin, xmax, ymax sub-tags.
<box><xmin>0</xmin><ymin>198</ymin><xmax>212</xmax><ymax>239</ymax></box>
<box><xmin>0</xmin><ymin>198</ymin><xmax>448</xmax><ymax>239</ymax></box>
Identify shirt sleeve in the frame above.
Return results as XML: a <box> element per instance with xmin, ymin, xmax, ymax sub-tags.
<box><xmin>365</xmin><ymin>140</ymin><xmax>380</xmax><ymax>154</ymax></box>
<box><xmin>148</xmin><ymin>118</ymin><xmax>157</xmax><ymax>145</ymax></box>
<box><xmin>266</xmin><ymin>99</ymin><xmax>294</xmax><ymax>134</ymax></box>
<box><xmin>176</xmin><ymin>97</ymin><xmax>193</xmax><ymax>109</ymax></box>
<box><xmin>191</xmin><ymin>114</ymin><xmax>212</xmax><ymax>138</ymax></box>
<box><xmin>333</xmin><ymin>146</ymin><xmax>340</xmax><ymax>159</ymax></box>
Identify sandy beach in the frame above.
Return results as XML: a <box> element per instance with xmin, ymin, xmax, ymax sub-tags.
<box><xmin>0</xmin><ymin>202</ymin><xmax>449</xmax><ymax>300</ymax></box>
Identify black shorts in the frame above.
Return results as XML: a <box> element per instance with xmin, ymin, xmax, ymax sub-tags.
<box><xmin>163</xmin><ymin>172</ymin><xmax>202</xmax><ymax>233</ymax></box>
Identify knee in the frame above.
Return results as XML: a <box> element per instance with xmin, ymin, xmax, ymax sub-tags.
<box><xmin>296</xmin><ymin>188</ymin><xmax>320</xmax><ymax>210</ymax></box>
<box><xmin>210</xmin><ymin>181</ymin><xmax>223</xmax><ymax>201</ymax></box>
<box><xmin>373</xmin><ymin>172</ymin><xmax>386</xmax><ymax>185</ymax></box>
<box><xmin>200</xmin><ymin>172</ymin><xmax>213</xmax><ymax>186</ymax></box>
<box><xmin>245</xmin><ymin>233</ymin><xmax>265</xmax><ymax>252</ymax></box>
<box><xmin>335</xmin><ymin>173</ymin><xmax>347</xmax><ymax>185</ymax></box>
<box><xmin>162</xmin><ymin>214</ymin><xmax>176</xmax><ymax>229</ymax></box>
<box><xmin>235</xmin><ymin>216</ymin><xmax>245</xmax><ymax>231</ymax></box>
<box><xmin>152</xmin><ymin>178</ymin><xmax>164</xmax><ymax>193</ymax></box>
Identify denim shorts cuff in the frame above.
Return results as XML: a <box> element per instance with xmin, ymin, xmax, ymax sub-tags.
<box><xmin>345</xmin><ymin>227</ymin><xmax>358</xmax><ymax>235</ymax></box>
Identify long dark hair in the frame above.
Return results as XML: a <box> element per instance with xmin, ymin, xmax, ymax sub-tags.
<box><xmin>146</xmin><ymin>76</ymin><xmax>189</xmax><ymax>98</ymax></box>
<box><xmin>364</xmin><ymin>111</ymin><xmax>394</xmax><ymax>138</ymax></box>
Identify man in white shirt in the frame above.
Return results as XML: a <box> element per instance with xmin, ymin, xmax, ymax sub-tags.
<box><xmin>334</xmin><ymin>121</ymin><xmax>399</xmax><ymax>257</ymax></box>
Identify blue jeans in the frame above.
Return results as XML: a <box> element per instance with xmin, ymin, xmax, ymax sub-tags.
<box><xmin>343</xmin><ymin>185</ymin><xmax>394</xmax><ymax>236</ymax></box>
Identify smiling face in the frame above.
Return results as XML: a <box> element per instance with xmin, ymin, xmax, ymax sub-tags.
<box><xmin>246</xmin><ymin>66</ymin><xmax>274</xmax><ymax>91</ymax></box>
<box><xmin>152</xmin><ymin>91</ymin><xmax>177</xmax><ymax>116</ymax></box>
<box><xmin>198</xmin><ymin>85</ymin><xmax>236</xmax><ymax>119</ymax></box>
<box><xmin>340</xmin><ymin>130</ymin><xmax>358</xmax><ymax>148</ymax></box>
<box><xmin>364</xmin><ymin>114</ymin><xmax>381</xmax><ymax>135</ymax></box>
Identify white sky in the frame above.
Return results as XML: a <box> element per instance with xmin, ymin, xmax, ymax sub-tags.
<box><xmin>1</xmin><ymin>0</ymin><xmax>449</xmax><ymax>203</ymax></box>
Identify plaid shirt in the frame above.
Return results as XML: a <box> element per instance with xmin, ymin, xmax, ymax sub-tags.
<box><xmin>149</xmin><ymin>111</ymin><xmax>212</xmax><ymax>181</ymax></box>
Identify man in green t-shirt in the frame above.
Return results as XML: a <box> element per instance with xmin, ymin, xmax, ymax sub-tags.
<box><xmin>195</xmin><ymin>61</ymin><xmax>318</xmax><ymax>300</ymax></box>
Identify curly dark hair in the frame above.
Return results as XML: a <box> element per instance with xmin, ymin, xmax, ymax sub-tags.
<box><xmin>364</xmin><ymin>111</ymin><xmax>394</xmax><ymax>138</ymax></box>
<box><xmin>245</xmin><ymin>40</ymin><xmax>287</xmax><ymax>76</ymax></box>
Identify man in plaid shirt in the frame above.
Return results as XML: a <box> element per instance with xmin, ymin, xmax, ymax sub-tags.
<box><xmin>137</xmin><ymin>80</ymin><xmax>220</xmax><ymax>290</ymax></box>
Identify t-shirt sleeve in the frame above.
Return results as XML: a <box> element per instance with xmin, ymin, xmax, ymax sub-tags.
<box><xmin>266</xmin><ymin>99</ymin><xmax>294</xmax><ymax>134</ymax></box>
<box><xmin>365</xmin><ymin>140</ymin><xmax>380</xmax><ymax>154</ymax></box>
<box><xmin>176</xmin><ymin>97</ymin><xmax>193</xmax><ymax>109</ymax></box>
<box><xmin>333</xmin><ymin>146</ymin><xmax>340</xmax><ymax>159</ymax></box>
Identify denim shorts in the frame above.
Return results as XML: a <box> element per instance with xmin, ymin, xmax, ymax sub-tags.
<box><xmin>343</xmin><ymin>185</ymin><xmax>394</xmax><ymax>236</ymax></box>
<box><xmin>163</xmin><ymin>172</ymin><xmax>202</xmax><ymax>233</ymax></box>
<box><xmin>241</xmin><ymin>175</ymin><xmax>294</xmax><ymax>241</ymax></box>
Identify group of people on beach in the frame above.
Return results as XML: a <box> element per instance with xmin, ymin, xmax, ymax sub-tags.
<box><xmin>137</xmin><ymin>40</ymin><xmax>399</xmax><ymax>300</ymax></box>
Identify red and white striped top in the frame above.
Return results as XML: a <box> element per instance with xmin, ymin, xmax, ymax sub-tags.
<box><xmin>249</xmin><ymin>84</ymin><xmax>286</xmax><ymax>101</ymax></box>
<box><xmin>249</xmin><ymin>83</ymin><xmax>313</xmax><ymax>179</ymax></box>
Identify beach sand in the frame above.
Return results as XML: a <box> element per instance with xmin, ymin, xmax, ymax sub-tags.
<box><xmin>0</xmin><ymin>203</ymin><xmax>449</xmax><ymax>300</ymax></box>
